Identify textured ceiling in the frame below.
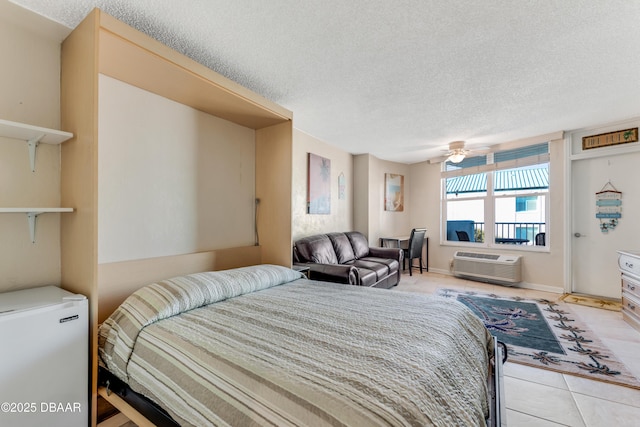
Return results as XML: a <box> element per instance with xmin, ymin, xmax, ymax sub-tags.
<box><xmin>10</xmin><ymin>0</ymin><xmax>640</xmax><ymax>163</ymax></box>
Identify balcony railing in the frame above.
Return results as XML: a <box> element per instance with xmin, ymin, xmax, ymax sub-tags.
<box><xmin>471</xmin><ymin>222</ymin><xmax>546</xmax><ymax>245</ymax></box>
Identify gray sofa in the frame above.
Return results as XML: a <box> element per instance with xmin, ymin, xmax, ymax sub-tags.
<box><xmin>293</xmin><ymin>231</ymin><xmax>402</xmax><ymax>288</ymax></box>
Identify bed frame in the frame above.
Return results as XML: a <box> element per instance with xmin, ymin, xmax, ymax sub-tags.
<box><xmin>98</xmin><ymin>336</ymin><xmax>507</xmax><ymax>427</ymax></box>
<box><xmin>490</xmin><ymin>338</ymin><xmax>508</xmax><ymax>427</ymax></box>
<box><xmin>98</xmin><ymin>368</ymin><xmax>179</xmax><ymax>427</ymax></box>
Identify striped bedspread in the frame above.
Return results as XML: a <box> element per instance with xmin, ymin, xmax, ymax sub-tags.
<box><xmin>99</xmin><ymin>265</ymin><xmax>493</xmax><ymax>426</ymax></box>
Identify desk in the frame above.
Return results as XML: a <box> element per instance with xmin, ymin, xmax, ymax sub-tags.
<box><xmin>495</xmin><ymin>238</ymin><xmax>529</xmax><ymax>245</ymax></box>
<box><xmin>379</xmin><ymin>236</ymin><xmax>429</xmax><ymax>272</ymax></box>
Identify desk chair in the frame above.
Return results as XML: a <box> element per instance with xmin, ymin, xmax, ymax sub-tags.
<box><xmin>403</xmin><ymin>228</ymin><xmax>426</xmax><ymax>276</ymax></box>
<box><xmin>456</xmin><ymin>230</ymin><xmax>471</xmax><ymax>241</ymax></box>
<box><xmin>535</xmin><ymin>232</ymin><xmax>546</xmax><ymax>246</ymax></box>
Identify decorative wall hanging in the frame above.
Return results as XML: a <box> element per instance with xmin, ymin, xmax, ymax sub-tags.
<box><xmin>595</xmin><ymin>181</ymin><xmax>622</xmax><ymax>233</ymax></box>
<box><xmin>582</xmin><ymin>127</ymin><xmax>638</xmax><ymax>150</ymax></box>
<box><xmin>338</xmin><ymin>172</ymin><xmax>345</xmax><ymax>200</ymax></box>
<box><xmin>307</xmin><ymin>153</ymin><xmax>331</xmax><ymax>214</ymax></box>
<box><xmin>384</xmin><ymin>173</ymin><xmax>404</xmax><ymax>212</ymax></box>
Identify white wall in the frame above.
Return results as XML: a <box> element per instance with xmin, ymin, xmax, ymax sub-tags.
<box><xmin>567</xmin><ymin>117</ymin><xmax>640</xmax><ymax>298</ymax></box>
<box><xmin>292</xmin><ymin>129</ymin><xmax>353</xmax><ymax>240</ymax></box>
<box><xmin>0</xmin><ymin>3</ymin><xmax>70</xmax><ymax>292</ymax></box>
<box><xmin>98</xmin><ymin>75</ymin><xmax>256</xmax><ymax>263</ymax></box>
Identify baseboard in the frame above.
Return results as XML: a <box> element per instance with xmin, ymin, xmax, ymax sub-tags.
<box><xmin>428</xmin><ymin>268</ymin><xmax>563</xmax><ymax>294</ymax></box>
<box><xmin>514</xmin><ymin>281</ymin><xmax>564</xmax><ymax>294</ymax></box>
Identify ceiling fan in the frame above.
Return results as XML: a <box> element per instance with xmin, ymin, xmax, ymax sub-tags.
<box><xmin>428</xmin><ymin>141</ymin><xmax>489</xmax><ymax>164</ymax></box>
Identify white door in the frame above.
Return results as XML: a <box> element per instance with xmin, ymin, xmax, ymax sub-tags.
<box><xmin>571</xmin><ymin>151</ymin><xmax>640</xmax><ymax>299</ymax></box>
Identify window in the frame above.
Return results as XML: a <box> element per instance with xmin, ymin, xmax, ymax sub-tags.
<box><xmin>516</xmin><ymin>196</ymin><xmax>537</xmax><ymax>212</ymax></box>
<box><xmin>442</xmin><ymin>143</ymin><xmax>549</xmax><ymax>248</ymax></box>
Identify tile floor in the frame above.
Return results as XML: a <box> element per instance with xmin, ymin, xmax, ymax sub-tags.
<box><xmin>396</xmin><ymin>270</ymin><xmax>640</xmax><ymax>427</ymax></box>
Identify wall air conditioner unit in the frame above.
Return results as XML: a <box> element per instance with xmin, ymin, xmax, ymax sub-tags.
<box><xmin>453</xmin><ymin>251</ymin><xmax>522</xmax><ymax>286</ymax></box>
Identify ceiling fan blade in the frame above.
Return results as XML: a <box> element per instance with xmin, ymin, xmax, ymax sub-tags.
<box><xmin>429</xmin><ymin>148</ymin><xmax>495</xmax><ymax>163</ymax></box>
<box><xmin>470</xmin><ymin>146</ymin><xmax>491</xmax><ymax>153</ymax></box>
<box><xmin>428</xmin><ymin>155</ymin><xmax>450</xmax><ymax>164</ymax></box>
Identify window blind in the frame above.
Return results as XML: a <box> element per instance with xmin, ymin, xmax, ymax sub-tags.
<box><xmin>443</xmin><ymin>142</ymin><xmax>549</xmax><ymax>178</ymax></box>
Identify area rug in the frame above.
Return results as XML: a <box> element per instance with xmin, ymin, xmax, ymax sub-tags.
<box><xmin>437</xmin><ymin>288</ymin><xmax>640</xmax><ymax>389</ymax></box>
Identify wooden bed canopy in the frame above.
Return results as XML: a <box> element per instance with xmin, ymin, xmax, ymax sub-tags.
<box><xmin>60</xmin><ymin>8</ymin><xmax>295</xmax><ymax>425</ymax></box>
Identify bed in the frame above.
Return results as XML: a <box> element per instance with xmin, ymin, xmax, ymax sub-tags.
<box><xmin>98</xmin><ymin>264</ymin><xmax>506</xmax><ymax>426</ymax></box>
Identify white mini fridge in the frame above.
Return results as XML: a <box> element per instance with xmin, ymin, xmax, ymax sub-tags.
<box><xmin>0</xmin><ymin>286</ymin><xmax>88</xmax><ymax>427</ymax></box>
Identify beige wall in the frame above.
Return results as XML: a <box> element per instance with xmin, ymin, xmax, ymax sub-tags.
<box><xmin>0</xmin><ymin>3</ymin><xmax>70</xmax><ymax>292</ymax></box>
<box><xmin>407</xmin><ymin>138</ymin><xmax>566</xmax><ymax>292</ymax></box>
<box><xmin>370</xmin><ymin>156</ymin><xmax>412</xmax><ymax>245</ymax></box>
<box><xmin>353</xmin><ymin>154</ymin><xmax>369</xmax><ymax>234</ymax></box>
<box><xmin>353</xmin><ymin>154</ymin><xmax>412</xmax><ymax>245</ymax></box>
<box><xmin>292</xmin><ymin>129</ymin><xmax>353</xmax><ymax>240</ymax></box>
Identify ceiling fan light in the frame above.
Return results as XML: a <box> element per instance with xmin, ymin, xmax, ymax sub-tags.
<box><xmin>447</xmin><ymin>150</ymin><xmax>466</xmax><ymax>163</ymax></box>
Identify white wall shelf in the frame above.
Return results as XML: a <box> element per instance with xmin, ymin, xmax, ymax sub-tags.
<box><xmin>0</xmin><ymin>208</ymin><xmax>74</xmax><ymax>243</ymax></box>
<box><xmin>0</xmin><ymin>118</ymin><xmax>74</xmax><ymax>171</ymax></box>
<box><xmin>0</xmin><ymin>119</ymin><xmax>75</xmax><ymax>242</ymax></box>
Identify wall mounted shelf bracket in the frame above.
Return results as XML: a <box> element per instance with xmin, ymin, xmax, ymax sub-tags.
<box><xmin>28</xmin><ymin>134</ymin><xmax>45</xmax><ymax>172</ymax></box>
<box><xmin>0</xmin><ymin>208</ymin><xmax>74</xmax><ymax>243</ymax></box>
<box><xmin>26</xmin><ymin>212</ymin><xmax>40</xmax><ymax>243</ymax></box>
<box><xmin>24</xmin><ymin>209</ymin><xmax>74</xmax><ymax>243</ymax></box>
<box><xmin>0</xmin><ymin>118</ymin><xmax>73</xmax><ymax>172</ymax></box>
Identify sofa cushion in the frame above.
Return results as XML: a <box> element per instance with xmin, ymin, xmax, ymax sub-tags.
<box><xmin>345</xmin><ymin>231</ymin><xmax>370</xmax><ymax>259</ymax></box>
<box><xmin>295</xmin><ymin>234</ymin><xmax>338</xmax><ymax>264</ymax></box>
<box><xmin>327</xmin><ymin>232</ymin><xmax>356</xmax><ymax>264</ymax></box>
<box><xmin>348</xmin><ymin>259</ymin><xmax>390</xmax><ymax>280</ymax></box>
<box><xmin>356</xmin><ymin>268</ymin><xmax>378</xmax><ymax>287</ymax></box>
<box><xmin>360</xmin><ymin>257</ymin><xmax>400</xmax><ymax>274</ymax></box>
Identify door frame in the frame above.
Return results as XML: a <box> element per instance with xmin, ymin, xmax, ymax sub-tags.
<box><xmin>564</xmin><ymin>117</ymin><xmax>640</xmax><ymax>296</ymax></box>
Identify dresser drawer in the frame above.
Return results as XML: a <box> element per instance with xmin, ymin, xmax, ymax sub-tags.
<box><xmin>622</xmin><ymin>291</ymin><xmax>640</xmax><ymax>318</ymax></box>
<box><xmin>619</xmin><ymin>253</ymin><xmax>640</xmax><ymax>279</ymax></box>
<box><xmin>619</xmin><ymin>251</ymin><xmax>640</xmax><ymax>331</ymax></box>
<box><xmin>622</xmin><ymin>274</ymin><xmax>640</xmax><ymax>299</ymax></box>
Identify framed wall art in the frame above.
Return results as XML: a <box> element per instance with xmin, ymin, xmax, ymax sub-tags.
<box><xmin>338</xmin><ymin>172</ymin><xmax>345</xmax><ymax>200</ymax></box>
<box><xmin>307</xmin><ymin>153</ymin><xmax>331</xmax><ymax>214</ymax></box>
<box><xmin>582</xmin><ymin>127</ymin><xmax>638</xmax><ymax>150</ymax></box>
<box><xmin>595</xmin><ymin>181</ymin><xmax>622</xmax><ymax>233</ymax></box>
<box><xmin>384</xmin><ymin>173</ymin><xmax>404</xmax><ymax>212</ymax></box>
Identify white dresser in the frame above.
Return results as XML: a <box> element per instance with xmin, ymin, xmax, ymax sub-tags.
<box><xmin>618</xmin><ymin>250</ymin><xmax>640</xmax><ymax>332</ymax></box>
